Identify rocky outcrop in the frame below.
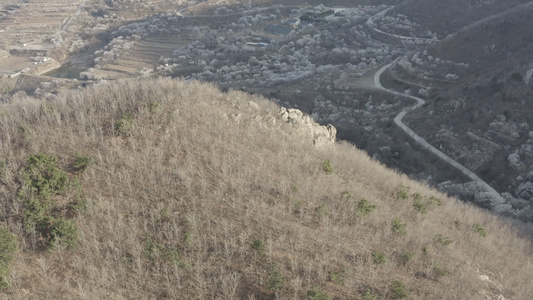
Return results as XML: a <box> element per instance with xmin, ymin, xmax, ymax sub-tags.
<box><xmin>278</xmin><ymin>107</ymin><xmax>336</xmax><ymax>147</ymax></box>
<box><xmin>478</xmin><ymin>273</ymin><xmax>505</xmax><ymax>300</ymax></box>
<box><xmin>222</xmin><ymin>100</ymin><xmax>336</xmax><ymax>148</ymax></box>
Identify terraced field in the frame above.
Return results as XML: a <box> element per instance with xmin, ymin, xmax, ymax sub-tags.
<box><xmin>0</xmin><ymin>0</ymin><xmax>81</xmax><ymax>47</ymax></box>
<box><xmin>98</xmin><ymin>33</ymin><xmax>196</xmax><ymax>78</ymax></box>
<box><xmin>0</xmin><ymin>0</ymin><xmax>86</xmax><ymax>74</ymax></box>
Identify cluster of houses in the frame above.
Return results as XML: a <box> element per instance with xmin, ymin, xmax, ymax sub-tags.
<box><xmin>32</xmin><ymin>56</ymin><xmax>51</xmax><ymax>64</ymax></box>
<box><xmin>5</xmin><ymin>56</ymin><xmax>52</xmax><ymax>77</ymax></box>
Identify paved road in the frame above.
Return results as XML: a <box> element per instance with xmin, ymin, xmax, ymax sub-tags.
<box><xmin>373</xmin><ymin>63</ymin><xmax>504</xmax><ymax>203</ymax></box>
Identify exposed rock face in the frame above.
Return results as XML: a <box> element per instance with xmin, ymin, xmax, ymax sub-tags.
<box><xmin>278</xmin><ymin>107</ymin><xmax>336</xmax><ymax>147</ymax></box>
<box><xmin>222</xmin><ymin>100</ymin><xmax>336</xmax><ymax>148</ymax></box>
<box><xmin>478</xmin><ymin>273</ymin><xmax>505</xmax><ymax>300</ymax></box>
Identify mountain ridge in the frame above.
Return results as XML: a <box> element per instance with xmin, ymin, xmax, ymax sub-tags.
<box><xmin>0</xmin><ymin>78</ymin><xmax>532</xmax><ymax>299</ymax></box>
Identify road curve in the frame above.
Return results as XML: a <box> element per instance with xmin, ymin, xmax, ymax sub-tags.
<box><xmin>366</xmin><ymin>6</ymin><xmax>436</xmax><ymax>43</ymax></box>
<box><xmin>374</xmin><ymin>63</ymin><xmax>504</xmax><ymax>202</ymax></box>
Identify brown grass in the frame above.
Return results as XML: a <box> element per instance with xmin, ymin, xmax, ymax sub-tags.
<box><xmin>0</xmin><ymin>78</ymin><xmax>532</xmax><ymax>299</ymax></box>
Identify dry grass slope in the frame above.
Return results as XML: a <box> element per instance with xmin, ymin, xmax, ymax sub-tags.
<box><xmin>0</xmin><ymin>78</ymin><xmax>532</xmax><ymax>299</ymax></box>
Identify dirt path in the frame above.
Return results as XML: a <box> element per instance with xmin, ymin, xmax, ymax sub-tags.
<box><xmin>366</xmin><ymin>6</ymin><xmax>436</xmax><ymax>43</ymax></box>
<box><xmin>441</xmin><ymin>1</ymin><xmax>533</xmax><ymax>42</ymax></box>
<box><xmin>373</xmin><ymin>63</ymin><xmax>504</xmax><ymax>204</ymax></box>
<box><xmin>60</xmin><ymin>0</ymin><xmax>86</xmax><ymax>34</ymax></box>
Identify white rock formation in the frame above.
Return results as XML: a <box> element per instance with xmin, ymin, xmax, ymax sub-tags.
<box><xmin>479</xmin><ymin>273</ymin><xmax>505</xmax><ymax>300</ymax></box>
<box><xmin>278</xmin><ymin>107</ymin><xmax>336</xmax><ymax>147</ymax></box>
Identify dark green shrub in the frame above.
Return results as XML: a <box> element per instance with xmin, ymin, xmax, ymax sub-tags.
<box><xmin>145</xmin><ymin>233</ymin><xmax>166</xmax><ymax>260</ymax></box>
<box><xmin>19</xmin><ymin>153</ymin><xmax>85</xmax><ymax>251</ymax></box>
<box><xmin>251</xmin><ymin>239</ymin><xmax>266</xmax><ymax>253</ymax></box>
<box><xmin>164</xmin><ymin>248</ymin><xmax>182</xmax><ymax>266</ymax></box>
<box><xmin>356</xmin><ymin>199</ymin><xmax>376</xmax><ymax>217</ymax></box>
<box><xmin>22</xmin><ymin>153</ymin><xmax>68</xmax><ymax>199</ymax></box>
<box><xmin>391</xmin><ymin>219</ymin><xmax>407</xmax><ymax>235</ymax></box>
<box><xmin>307</xmin><ymin>286</ymin><xmax>332</xmax><ymax>300</ymax></box>
<box><xmin>71</xmin><ymin>198</ymin><xmax>89</xmax><ymax>214</ymax></box>
<box><xmin>428</xmin><ymin>196</ymin><xmax>442</xmax><ymax>206</ymax></box>
<box><xmin>144</xmin><ymin>233</ymin><xmax>184</xmax><ymax>266</ymax></box>
<box><xmin>267</xmin><ymin>265</ymin><xmax>285</xmax><ymax>294</ymax></box>
<box><xmin>329</xmin><ymin>266</ymin><xmax>347</xmax><ymax>285</ymax></box>
<box><xmin>149</xmin><ymin>101</ymin><xmax>161</xmax><ymax>113</ymax></box>
<box><xmin>68</xmin><ymin>178</ymin><xmax>89</xmax><ymax>214</ymax></box>
<box><xmin>390</xmin><ymin>280</ymin><xmax>409</xmax><ymax>299</ymax></box>
<box><xmin>396</xmin><ymin>185</ymin><xmax>409</xmax><ymax>200</ymax></box>
<box><xmin>400</xmin><ymin>252</ymin><xmax>413</xmax><ymax>265</ymax></box>
<box><xmin>372</xmin><ymin>251</ymin><xmax>387</xmax><ymax>265</ymax></box>
<box><xmin>0</xmin><ymin>160</ymin><xmax>6</xmax><ymax>177</ymax></box>
<box><xmin>73</xmin><ymin>152</ymin><xmax>93</xmax><ymax>173</ymax></box>
<box><xmin>182</xmin><ymin>232</ymin><xmax>194</xmax><ymax>248</ymax></box>
<box><xmin>21</xmin><ymin>195</ymin><xmax>49</xmax><ymax>231</ymax></box>
<box><xmin>473</xmin><ymin>223</ymin><xmax>486</xmax><ymax>237</ymax></box>
<box><xmin>341</xmin><ymin>190</ymin><xmax>353</xmax><ymax>199</ymax></box>
<box><xmin>46</xmin><ymin>218</ymin><xmax>79</xmax><ymax>250</ymax></box>
<box><xmin>413</xmin><ymin>195</ymin><xmax>441</xmax><ymax>213</ymax></box>
<box><xmin>362</xmin><ymin>290</ymin><xmax>377</xmax><ymax>300</ymax></box>
<box><xmin>454</xmin><ymin>220</ymin><xmax>461</xmax><ymax>229</ymax></box>
<box><xmin>114</xmin><ymin>113</ymin><xmax>135</xmax><ymax>135</ymax></box>
<box><xmin>321</xmin><ymin>160</ymin><xmax>333</xmax><ymax>174</ymax></box>
<box><xmin>433</xmin><ymin>265</ymin><xmax>447</xmax><ymax>277</ymax></box>
<box><xmin>290</xmin><ymin>184</ymin><xmax>300</xmax><ymax>193</ymax></box>
<box><xmin>434</xmin><ymin>234</ymin><xmax>453</xmax><ymax>247</ymax></box>
<box><xmin>290</xmin><ymin>198</ymin><xmax>303</xmax><ymax>214</ymax></box>
<box><xmin>0</xmin><ymin>228</ymin><xmax>17</xmax><ymax>289</ymax></box>
<box><xmin>20</xmin><ymin>125</ymin><xmax>34</xmax><ymax>141</ymax></box>
<box><xmin>315</xmin><ymin>203</ymin><xmax>330</xmax><ymax>218</ymax></box>
<box><xmin>413</xmin><ymin>198</ymin><xmax>427</xmax><ymax>213</ymax></box>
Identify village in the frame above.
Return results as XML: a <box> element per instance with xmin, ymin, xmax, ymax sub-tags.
<box><xmin>2</xmin><ymin>0</ymin><xmax>532</xmax><ymax>219</ymax></box>
<box><xmin>0</xmin><ymin>0</ymin><xmax>486</xmax><ymax>195</ymax></box>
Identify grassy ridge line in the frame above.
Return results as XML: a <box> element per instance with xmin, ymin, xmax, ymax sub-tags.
<box><xmin>0</xmin><ymin>78</ymin><xmax>531</xmax><ymax>299</ymax></box>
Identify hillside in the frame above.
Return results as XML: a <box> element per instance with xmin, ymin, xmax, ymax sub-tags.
<box><xmin>386</xmin><ymin>0</ymin><xmax>527</xmax><ymax>38</ymax></box>
<box><xmin>379</xmin><ymin>2</ymin><xmax>533</xmax><ymax>218</ymax></box>
<box><xmin>0</xmin><ymin>78</ymin><xmax>532</xmax><ymax>299</ymax></box>
<box><xmin>5</xmin><ymin>0</ymin><xmax>533</xmax><ymax>220</ymax></box>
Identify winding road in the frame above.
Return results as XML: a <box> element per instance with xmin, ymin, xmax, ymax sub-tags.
<box><xmin>373</xmin><ymin>63</ymin><xmax>504</xmax><ymax>203</ymax></box>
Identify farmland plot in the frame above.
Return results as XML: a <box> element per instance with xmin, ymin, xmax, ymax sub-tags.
<box><xmin>96</xmin><ymin>33</ymin><xmax>193</xmax><ymax>78</ymax></box>
<box><xmin>0</xmin><ymin>0</ymin><xmax>82</xmax><ymax>47</ymax></box>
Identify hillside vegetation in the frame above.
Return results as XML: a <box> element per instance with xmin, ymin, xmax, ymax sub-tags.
<box><xmin>0</xmin><ymin>78</ymin><xmax>532</xmax><ymax>299</ymax></box>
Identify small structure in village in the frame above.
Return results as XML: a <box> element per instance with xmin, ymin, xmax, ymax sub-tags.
<box><xmin>286</xmin><ymin>18</ymin><xmax>300</xmax><ymax>29</ymax></box>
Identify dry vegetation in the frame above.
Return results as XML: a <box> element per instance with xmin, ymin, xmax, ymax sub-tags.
<box><xmin>0</xmin><ymin>78</ymin><xmax>532</xmax><ymax>299</ymax></box>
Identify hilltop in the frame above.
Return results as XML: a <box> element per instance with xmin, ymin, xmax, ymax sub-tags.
<box><xmin>4</xmin><ymin>0</ymin><xmax>533</xmax><ymax>218</ymax></box>
<box><xmin>0</xmin><ymin>78</ymin><xmax>532</xmax><ymax>299</ymax></box>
